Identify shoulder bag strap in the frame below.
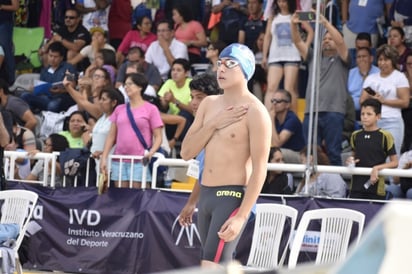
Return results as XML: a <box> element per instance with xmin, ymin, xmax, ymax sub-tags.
<box><xmin>126</xmin><ymin>103</ymin><xmax>149</xmax><ymax>150</ymax></box>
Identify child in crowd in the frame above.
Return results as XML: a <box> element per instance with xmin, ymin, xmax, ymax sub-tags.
<box><xmin>262</xmin><ymin>147</ymin><xmax>294</xmax><ymax>194</ymax></box>
<box><xmin>348</xmin><ymin>99</ymin><xmax>398</xmax><ymax>200</ymax></box>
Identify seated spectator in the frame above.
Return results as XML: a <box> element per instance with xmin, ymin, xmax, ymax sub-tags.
<box><xmin>386</xmin><ymin>149</ymin><xmax>412</xmax><ymax>199</ymax></box>
<box><xmin>115</xmin><ymin>46</ymin><xmax>162</xmax><ymax>91</ymax></box>
<box><xmin>348</xmin><ymin>32</ymin><xmax>377</xmax><ymax>69</ymax></box>
<box><xmin>116</xmin><ymin>15</ymin><xmax>157</xmax><ymax>66</ymax></box>
<box><xmin>16</xmin><ymin>134</ymin><xmax>69</xmax><ymax>186</ymax></box>
<box><xmin>75</xmin><ymin>0</ymin><xmax>111</xmax><ymax>31</ymax></box>
<box><xmin>0</xmin><ymin>79</ymin><xmax>37</xmax><ymax>131</ymax></box>
<box><xmin>6</xmin><ymin>136</ymin><xmax>31</xmax><ymax>180</ymax></box>
<box><xmin>261</xmin><ymin>147</ymin><xmax>294</xmax><ymax>194</ymax></box>
<box><xmin>40</xmin><ymin>8</ymin><xmax>91</xmax><ymax>61</ymax></box>
<box><xmin>145</xmin><ymin>19</ymin><xmax>188</xmax><ymax>81</ymax></box>
<box><xmin>388</xmin><ymin>26</ymin><xmax>412</xmax><ymax>72</ymax></box>
<box><xmin>269</xmin><ymin>89</ymin><xmax>305</xmax><ymax>164</ymax></box>
<box><xmin>348</xmin><ymin>46</ymin><xmax>380</xmax><ymax>120</ymax></box>
<box><xmin>68</xmin><ymin>27</ymin><xmax>115</xmax><ymax>69</ymax></box>
<box><xmin>172</xmin><ymin>3</ymin><xmax>208</xmax><ymax>64</ymax></box>
<box><xmin>296</xmin><ymin>145</ymin><xmax>347</xmax><ymax>198</ymax></box>
<box><xmin>158</xmin><ymin>58</ymin><xmax>193</xmax><ymax>141</ymax></box>
<box><xmin>204</xmin><ymin>40</ymin><xmax>227</xmax><ymax>76</ymax></box>
<box><xmin>84</xmin><ymin>48</ymin><xmax>117</xmax><ymax>78</ymax></box>
<box><xmin>21</xmin><ymin>42</ymin><xmax>77</xmax><ymax>113</ymax></box>
<box><xmin>59</xmin><ymin>111</ymin><xmax>89</xmax><ymax>148</ymax></box>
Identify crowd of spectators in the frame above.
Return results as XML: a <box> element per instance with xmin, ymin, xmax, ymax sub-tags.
<box><xmin>0</xmin><ymin>0</ymin><xmax>412</xmax><ymax>198</ymax></box>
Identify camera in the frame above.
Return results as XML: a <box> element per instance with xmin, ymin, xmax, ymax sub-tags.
<box><xmin>66</xmin><ymin>73</ymin><xmax>75</xmax><ymax>82</ymax></box>
<box><xmin>365</xmin><ymin>87</ymin><xmax>376</xmax><ymax>96</ymax></box>
<box><xmin>297</xmin><ymin>11</ymin><xmax>316</xmax><ymax>21</ymax></box>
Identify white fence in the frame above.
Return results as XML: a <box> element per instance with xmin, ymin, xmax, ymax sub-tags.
<box><xmin>4</xmin><ymin>150</ymin><xmax>412</xmax><ymax>191</ymax></box>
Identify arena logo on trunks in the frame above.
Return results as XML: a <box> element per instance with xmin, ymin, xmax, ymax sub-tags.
<box><xmin>216</xmin><ymin>190</ymin><xmax>243</xmax><ymax>198</ymax></box>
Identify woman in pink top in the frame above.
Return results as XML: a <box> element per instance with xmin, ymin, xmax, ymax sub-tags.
<box><xmin>172</xmin><ymin>4</ymin><xmax>207</xmax><ymax>64</ymax></box>
<box><xmin>100</xmin><ymin>73</ymin><xmax>163</xmax><ymax>189</ymax></box>
<box><xmin>116</xmin><ymin>15</ymin><xmax>157</xmax><ymax>65</ymax></box>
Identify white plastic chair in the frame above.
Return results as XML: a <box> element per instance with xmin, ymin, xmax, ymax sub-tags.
<box><xmin>245</xmin><ymin>203</ymin><xmax>298</xmax><ymax>270</ymax></box>
<box><xmin>0</xmin><ymin>189</ymin><xmax>38</xmax><ymax>274</ymax></box>
<box><xmin>288</xmin><ymin>208</ymin><xmax>365</xmax><ymax>269</ymax></box>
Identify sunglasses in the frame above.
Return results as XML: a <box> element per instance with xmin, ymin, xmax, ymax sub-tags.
<box><xmin>271</xmin><ymin>98</ymin><xmax>290</xmax><ymax>104</ymax></box>
<box><xmin>217</xmin><ymin>59</ymin><xmax>239</xmax><ymax>69</ymax></box>
<box><xmin>65</xmin><ymin>16</ymin><xmax>77</xmax><ymax>19</ymax></box>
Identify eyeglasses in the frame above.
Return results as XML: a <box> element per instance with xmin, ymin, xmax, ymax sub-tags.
<box><xmin>271</xmin><ymin>98</ymin><xmax>290</xmax><ymax>104</ymax></box>
<box><xmin>93</xmin><ymin>74</ymin><xmax>105</xmax><ymax>79</ymax></box>
<box><xmin>217</xmin><ymin>59</ymin><xmax>239</xmax><ymax>69</ymax></box>
<box><xmin>65</xmin><ymin>16</ymin><xmax>77</xmax><ymax>19</ymax></box>
<box><xmin>207</xmin><ymin>46</ymin><xmax>215</xmax><ymax>50</ymax></box>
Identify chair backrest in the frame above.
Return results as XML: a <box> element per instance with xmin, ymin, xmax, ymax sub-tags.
<box><xmin>0</xmin><ymin>190</ymin><xmax>38</xmax><ymax>249</ymax></box>
<box><xmin>247</xmin><ymin>203</ymin><xmax>298</xmax><ymax>269</ymax></box>
<box><xmin>288</xmin><ymin>208</ymin><xmax>365</xmax><ymax>269</ymax></box>
<box><xmin>13</xmin><ymin>27</ymin><xmax>45</xmax><ymax>68</ymax></box>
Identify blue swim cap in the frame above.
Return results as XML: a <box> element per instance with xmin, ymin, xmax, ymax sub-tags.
<box><xmin>219</xmin><ymin>43</ymin><xmax>255</xmax><ymax>81</ymax></box>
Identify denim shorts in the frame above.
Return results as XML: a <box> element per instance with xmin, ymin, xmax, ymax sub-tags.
<box><xmin>110</xmin><ymin>161</ymin><xmax>152</xmax><ymax>182</ymax></box>
<box><xmin>268</xmin><ymin>61</ymin><xmax>300</xmax><ymax>67</ymax></box>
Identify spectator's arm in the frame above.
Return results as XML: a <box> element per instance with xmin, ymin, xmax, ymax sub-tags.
<box><xmin>68</xmin><ymin>52</ymin><xmax>85</xmax><ymax>65</ymax></box>
<box><xmin>212</xmin><ymin>0</ymin><xmax>231</xmax><ymax>13</ymax></box>
<box><xmin>291</xmin><ymin>13</ymin><xmax>310</xmax><ymax>61</ymax></box>
<box><xmin>340</xmin><ymin>0</ymin><xmax>349</xmax><ymax>24</ymax></box>
<box><xmin>238</xmin><ymin>30</ymin><xmax>245</xmax><ymax>45</ymax></box>
<box><xmin>22</xmin><ymin>129</ymin><xmax>37</xmax><ymax>152</ymax></box>
<box><xmin>0</xmin><ymin>54</ymin><xmax>4</xmax><ymax>70</ymax></box>
<box><xmin>21</xmin><ymin>110</ymin><xmax>37</xmax><ymax>131</ymax></box>
<box><xmin>160</xmin><ymin>113</ymin><xmax>186</xmax><ymax>148</ymax></box>
<box><xmin>321</xmin><ymin>14</ymin><xmax>348</xmax><ymax>62</ymax></box>
<box><xmin>0</xmin><ymin>113</ymin><xmax>10</xmax><ymax>147</ymax></box>
<box><xmin>262</xmin><ymin>16</ymin><xmax>273</xmax><ymax>68</ymax></box>
<box><xmin>75</xmin><ymin>3</ymin><xmax>97</xmax><ymax>14</ymax></box>
<box><xmin>0</xmin><ymin>0</ymin><xmax>19</xmax><ymax>11</ymax></box>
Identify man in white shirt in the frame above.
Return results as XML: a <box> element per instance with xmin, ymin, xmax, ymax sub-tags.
<box><xmin>145</xmin><ymin>19</ymin><xmax>188</xmax><ymax>81</ymax></box>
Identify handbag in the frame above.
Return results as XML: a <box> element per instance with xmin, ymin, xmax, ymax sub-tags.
<box><xmin>126</xmin><ymin>103</ymin><xmax>168</xmax><ymax>186</ymax></box>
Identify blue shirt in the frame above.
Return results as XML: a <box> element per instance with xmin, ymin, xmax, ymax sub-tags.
<box><xmin>348</xmin><ymin>65</ymin><xmax>380</xmax><ymax>111</ymax></box>
<box><xmin>40</xmin><ymin>61</ymin><xmax>76</xmax><ymax>84</ymax></box>
<box><xmin>275</xmin><ymin>111</ymin><xmax>305</xmax><ymax>151</ymax></box>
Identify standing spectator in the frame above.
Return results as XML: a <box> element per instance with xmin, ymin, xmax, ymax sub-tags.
<box><xmin>348</xmin><ymin>99</ymin><xmax>398</xmax><ymax>200</ymax></box>
<box><xmin>212</xmin><ymin>0</ymin><xmax>248</xmax><ymax>45</ymax></box>
<box><xmin>0</xmin><ymin>0</ymin><xmax>19</xmax><ymax>84</ymax></box>
<box><xmin>389</xmin><ymin>0</ymin><xmax>412</xmax><ymax>48</ymax></box>
<box><xmin>401</xmin><ymin>52</ymin><xmax>412</xmax><ymax>153</ymax></box>
<box><xmin>341</xmin><ymin>0</ymin><xmax>393</xmax><ymax>49</ymax></box>
<box><xmin>75</xmin><ymin>0</ymin><xmax>111</xmax><ymax>31</ymax></box>
<box><xmin>348</xmin><ymin>32</ymin><xmax>377</xmax><ymax>69</ymax></box>
<box><xmin>0</xmin><ymin>79</ymin><xmax>37</xmax><ymax>131</ymax></box>
<box><xmin>108</xmin><ymin>0</ymin><xmax>132</xmax><ymax>49</ymax></box>
<box><xmin>145</xmin><ymin>20</ymin><xmax>189</xmax><ymax>81</ymax></box>
<box><xmin>68</xmin><ymin>26</ymin><xmax>115</xmax><ymax>69</ymax></box>
<box><xmin>116</xmin><ymin>15</ymin><xmax>157</xmax><ymax>66</ymax></box>
<box><xmin>238</xmin><ymin>0</ymin><xmax>266</xmax><ymax>50</ymax></box>
<box><xmin>348</xmin><ymin>47</ymin><xmax>380</xmax><ymax>120</ymax></box>
<box><xmin>172</xmin><ymin>3</ymin><xmax>208</xmax><ymax>64</ymax></box>
<box><xmin>269</xmin><ymin>89</ymin><xmax>305</xmax><ymax>164</ymax></box>
<box><xmin>41</xmin><ymin>8</ymin><xmax>91</xmax><ymax>61</ymax></box>
<box><xmin>21</xmin><ymin>42</ymin><xmax>77</xmax><ymax>113</ymax></box>
<box><xmin>263</xmin><ymin>0</ymin><xmax>311</xmax><ymax>112</ymax></box>
<box><xmin>291</xmin><ymin>12</ymin><xmax>350</xmax><ymax>166</ymax></box>
<box><xmin>387</xmin><ymin>26</ymin><xmax>412</xmax><ymax>72</ymax></box>
<box><xmin>116</xmin><ymin>46</ymin><xmax>163</xmax><ymax>91</ymax></box>
<box><xmin>100</xmin><ymin>73</ymin><xmax>163</xmax><ymax>189</ymax></box>
<box><xmin>360</xmin><ymin>44</ymin><xmax>409</xmax><ymax>158</ymax></box>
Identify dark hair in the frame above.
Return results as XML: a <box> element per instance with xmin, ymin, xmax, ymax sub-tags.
<box><xmin>300</xmin><ymin>145</ymin><xmax>330</xmax><ymax>165</ymax></box>
<box><xmin>209</xmin><ymin>40</ymin><xmax>227</xmax><ymax>54</ymax></box>
<box><xmin>95</xmin><ymin>67</ymin><xmax>112</xmax><ymax>82</ymax></box>
<box><xmin>355</xmin><ymin>32</ymin><xmax>372</xmax><ymax>45</ymax></box>
<box><xmin>274</xmin><ymin>89</ymin><xmax>292</xmax><ymax>103</ymax></box>
<box><xmin>172</xmin><ymin>58</ymin><xmax>191</xmax><ymax>72</ymax></box>
<box><xmin>135</xmin><ymin>15</ymin><xmax>152</xmax><ymax>29</ymax></box>
<box><xmin>48</xmin><ymin>41</ymin><xmax>66</xmax><ymax>57</ymax></box>
<box><xmin>98</xmin><ymin>48</ymin><xmax>117</xmax><ymax>68</ymax></box>
<box><xmin>361</xmin><ymin>98</ymin><xmax>382</xmax><ymax>115</ymax></box>
<box><xmin>273</xmin><ymin>0</ymin><xmax>296</xmax><ymax>16</ymax></box>
<box><xmin>356</xmin><ymin>46</ymin><xmax>372</xmax><ymax>56</ymax></box>
<box><xmin>65</xmin><ymin>8</ymin><xmax>80</xmax><ymax>17</ymax></box>
<box><xmin>390</xmin><ymin>26</ymin><xmax>405</xmax><ymax>38</ymax></box>
<box><xmin>189</xmin><ymin>73</ymin><xmax>221</xmax><ymax>95</ymax></box>
<box><xmin>125</xmin><ymin>73</ymin><xmax>148</xmax><ymax>96</ymax></box>
<box><xmin>268</xmin><ymin>147</ymin><xmax>282</xmax><ymax>162</ymax></box>
<box><xmin>100</xmin><ymin>87</ymin><xmax>124</xmax><ymax>107</ymax></box>
<box><xmin>49</xmin><ymin>133</ymin><xmax>69</xmax><ymax>152</ymax></box>
<box><xmin>156</xmin><ymin>19</ymin><xmax>173</xmax><ymax>31</ymax></box>
<box><xmin>376</xmin><ymin>44</ymin><xmax>399</xmax><ymax>68</ymax></box>
<box><xmin>173</xmin><ymin>3</ymin><xmax>194</xmax><ymax>23</ymax></box>
<box><xmin>68</xmin><ymin>111</ymin><xmax>87</xmax><ymax>123</ymax></box>
<box><xmin>128</xmin><ymin>46</ymin><xmax>144</xmax><ymax>58</ymax></box>
<box><xmin>0</xmin><ymin>78</ymin><xmax>11</xmax><ymax>95</ymax></box>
